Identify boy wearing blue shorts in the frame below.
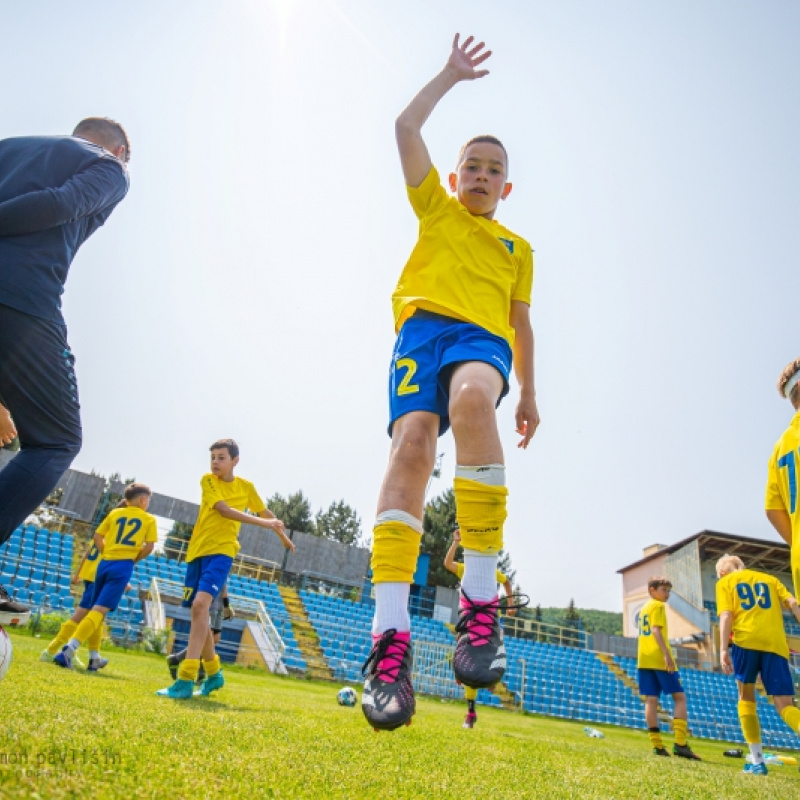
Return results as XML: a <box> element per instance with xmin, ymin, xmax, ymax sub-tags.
<box><xmin>717</xmin><ymin>554</ymin><xmax>800</xmax><ymax>775</ymax></box>
<box><xmin>361</xmin><ymin>34</ymin><xmax>539</xmax><ymax>732</ymax></box>
<box><xmin>637</xmin><ymin>577</ymin><xmax>700</xmax><ymax>760</ymax></box>
<box><xmin>54</xmin><ymin>485</ymin><xmax>156</xmax><ymax>669</ymax></box>
<box><xmin>157</xmin><ymin>439</ymin><xmax>292</xmax><ymax>699</ymax></box>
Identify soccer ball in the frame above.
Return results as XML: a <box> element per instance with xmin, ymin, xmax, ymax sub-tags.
<box><xmin>0</xmin><ymin>625</ymin><xmax>12</xmax><ymax>681</ymax></box>
<box><xmin>337</xmin><ymin>686</ymin><xmax>357</xmax><ymax>707</ymax></box>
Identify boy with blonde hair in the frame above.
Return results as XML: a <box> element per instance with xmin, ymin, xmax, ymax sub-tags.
<box><xmin>637</xmin><ymin>577</ymin><xmax>700</xmax><ymax>760</ymax></box>
<box><xmin>716</xmin><ymin>553</ymin><xmax>800</xmax><ymax>775</ymax></box>
<box><xmin>361</xmin><ymin>33</ymin><xmax>538</xmax><ymax>733</ymax></box>
<box><xmin>765</xmin><ymin>356</ymin><xmax>800</xmax><ymax>597</ymax></box>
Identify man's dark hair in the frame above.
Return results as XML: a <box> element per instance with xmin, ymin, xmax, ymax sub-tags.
<box><xmin>73</xmin><ymin>117</ymin><xmax>131</xmax><ymax>163</ymax></box>
<box><xmin>457</xmin><ymin>135</ymin><xmax>509</xmax><ymax>173</ymax></box>
<box><xmin>210</xmin><ymin>438</ymin><xmax>239</xmax><ymax>459</ymax></box>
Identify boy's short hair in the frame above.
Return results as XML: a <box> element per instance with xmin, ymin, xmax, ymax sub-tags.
<box><xmin>210</xmin><ymin>438</ymin><xmax>239</xmax><ymax>459</ymax></box>
<box><xmin>716</xmin><ymin>554</ymin><xmax>745</xmax><ymax>578</ymax></box>
<box><xmin>777</xmin><ymin>357</ymin><xmax>800</xmax><ymax>408</ymax></box>
<box><xmin>73</xmin><ymin>117</ymin><xmax>131</xmax><ymax>163</ymax></box>
<box><xmin>123</xmin><ymin>482</ymin><xmax>151</xmax><ymax>502</ymax></box>
<box><xmin>457</xmin><ymin>135</ymin><xmax>509</xmax><ymax>173</ymax></box>
<box><xmin>647</xmin><ymin>576</ymin><xmax>672</xmax><ymax>591</ymax></box>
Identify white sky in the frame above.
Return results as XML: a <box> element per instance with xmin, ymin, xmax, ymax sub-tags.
<box><xmin>3</xmin><ymin>0</ymin><xmax>799</xmax><ymax>611</ymax></box>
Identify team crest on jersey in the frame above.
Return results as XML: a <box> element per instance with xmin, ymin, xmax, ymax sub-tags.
<box><xmin>498</xmin><ymin>237</ymin><xmax>514</xmax><ymax>254</ymax></box>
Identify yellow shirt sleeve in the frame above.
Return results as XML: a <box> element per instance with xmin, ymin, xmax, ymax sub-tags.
<box><xmin>765</xmin><ymin>448</ymin><xmax>788</xmax><ymax>510</ymax></box>
<box><xmin>775</xmin><ymin>577</ymin><xmax>793</xmax><ymax>606</ymax></box>
<box><xmin>144</xmin><ymin>515</ymin><xmax>158</xmax><ymax>543</ymax></box>
<box><xmin>511</xmin><ymin>242</ymin><xmax>534</xmax><ymax>306</ymax></box>
<box><xmin>716</xmin><ymin>577</ymin><xmax>732</xmax><ymax>616</ymax></box>
<box><xmin>650</xmin><ymin>602</ymin><xmax>667</xmax><ymax>631</ymax></box>
<box><xmin>406</xmin><ymin>167</ymin><xmax>448</xmax><ymax>219</ymax></box>
<box><xmin>96</xmin><ymin>514</ymin><xmax>110</xmax><ymax>538</ymax></box>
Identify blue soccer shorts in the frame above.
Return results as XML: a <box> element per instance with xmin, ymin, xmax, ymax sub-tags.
<box><xmin>638</xmin><ymin>668</ymin><xmax>684</xmax><ymax>697</ymax></box>
<box><xmin>90</xmin><ymin>560</ymin><xmax>134</xmax><ymax>611</ymax></box>
<box><xmin>388</xmin><ymin>310</ymin><xmax>513</xmax><ymax>436</ymax></box>
<box><xmin>182</xmin><ymin>555</ymin><xmax>233</xmax><ymax>607</ymax></box>
<box><xmin>731</xmin><ymin>644</ymin><xmax>794</xmax><ymax>696</ymax></box>
<box><xmin>78</xmin><ymin>580</ymin><xmax>95</xmax><ymax>611</ymax></box>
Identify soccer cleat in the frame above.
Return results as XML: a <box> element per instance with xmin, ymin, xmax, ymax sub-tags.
<box><xmin>361</xmin><ymin>628</ymin><xmax>415</xmax><ymax>731</ymax></box>
<box><xmin>87</xmin><ymin>657</ymin><xmax>109</xmax><ymax>672</ymax></box>
<box><xmin>673</xmin><ymin>743</ymin><xmax>701</xmax><ymax>761</ymax></box>
<box><xmin>156</xmin><ymin>679</ymin><xmax>195</xmax><ymax>698</ymax></box>
<box><xmin>743</xmin><ymin>762</ymin><xmax>768</xmax><ymax>775</ymax></box>
<box><xmin>463</xmin><ymin>711</ymin><xmax>477</xmax><ymax>729</ymax></box>
<box><xmin>40</xmin><ymin>648</ymin><xmax>55</xmax><ymax>662</ymax></box>
<box><xmin>653</xmin><ymin>748</ymin><xmax>670</xmax><ymax>757</ymax></box>
<box><xmin>194</xmin><ymin>670</ymin><xmax>224</xmax><ymax>696</ymax></box>
<box><xmin>52</xmin><ymin>646</ymin><xmax>74</xmax><ymax>669</ymax></box>
<box><xmin>453</xmin><ymin>591</ymin><xmax>506</xmax><ymax>689</ymax></box>
<box><xmin>0</xmin><ymin>584</ymin><xmax>31</xmax><ymax>626</ymax></box>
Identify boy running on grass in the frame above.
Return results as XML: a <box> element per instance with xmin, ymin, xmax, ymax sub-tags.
<box><xmin>637</xmin><ymin>577</ymin><xmax>700</xmax><ymax>760</ymax></box>
<box><xmin>717</xmin><ymin>554</ymin><xmax>800</xmax><ymax>776</ymax></box>
<box><xmin>157</xmin><ymin>439</ymin><xmax>293</xmax><ymax>699</ymax></box>
<box><xmin>362</xmin><ymin>34</ymin><xmax>538</xmax><ymax>732</ymax></box>
<box><xmin>54</xmin><ymin>484</ymin><xmax>156</xmax><ymax>669</ymax></box>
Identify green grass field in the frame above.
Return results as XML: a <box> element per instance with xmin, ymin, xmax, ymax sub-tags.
<box><xmin>1</xmin><ymin>632</ymin><xmax>797</xmax><ymax>799</ymax></box>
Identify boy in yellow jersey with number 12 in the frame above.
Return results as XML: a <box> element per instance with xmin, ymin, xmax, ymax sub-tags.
<box><xmin>361</xmin><ymin>34</ymin><xmax>538</xmax><ymax>732</ymax></box>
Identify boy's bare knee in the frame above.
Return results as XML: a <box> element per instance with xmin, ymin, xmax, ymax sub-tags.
<box><xmin>391</xmin><ymin>416</ymin><xmax>437</xmax><ymax>470</ymax></box>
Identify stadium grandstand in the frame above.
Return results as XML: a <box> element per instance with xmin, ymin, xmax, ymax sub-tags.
<box><xmin>2</xmin><ymin>450</ymin><xmax>799</xmax><ymax>749</ymax></box>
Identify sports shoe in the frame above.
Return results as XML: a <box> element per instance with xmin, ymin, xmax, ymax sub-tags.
<box><xmin>743</xmin><ymin>762</ymin><xmax>768</xmax><ymax>775</ymax></box>
<box><xmin>361</xmin><ymin>629</ymin><xmax>415</xmax><ymax>731</ymax></box>
<box><xmin>453</xmin><ymin>591</ymin><xmax>506</xmax><ymax>689</ymax></box>
<box><xmin>87</xmin><ymin>657</ymin><xmax>109</xmax><ymax>672</ymax></box>
<box><xmin>653</xmin><ymin>747</ymin><xmax>670</xmax><ymax>757</ymax></box>
<box><xmin>463</xmin><ymin>711</ymin><xmax>477</xmax><ymax>729</ymax></box>
<box><xmin>52</xmin><ymin>646</ymin><xmax>74</xmax><ymax>669</ymax></box>
<box><xmin>156</xmin><ymin>679</ymin><xmax>195</xmax><ymax>698</ymax></box>
<box><xmin>0</xmin><ymin>584</ymin><xmax>30</xmax><ymax>626</ymax></box>
<box><xmin>673</xmin><ymin>743</ymin><xmax>701</xmax><ymax>761</ymax></box>
<box><xmin>194</xmin><ymin>670</ymin><xmax>224</xmax><ymax>696</ymax></box>
<box><xmin>40</xmin><ymin>648</ymin><xmax>56</xmax><ymax>662</ymax></box>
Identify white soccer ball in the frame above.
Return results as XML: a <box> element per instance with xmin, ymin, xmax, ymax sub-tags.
<box><xmin>0</xmin><ymin>625</ymin><xmax>12</xmax><ymax>681</ymax></box>
<box><xmin>337</xmin><ymin>686</ymin><xmax>357</xmax><ymax>707</ymax></box>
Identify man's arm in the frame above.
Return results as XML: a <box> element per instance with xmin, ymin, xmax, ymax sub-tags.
<box><xmin>719</xmin><ymin>611</ymin><xmax>734</xmax><ymax>675</ymax></box>
<box><xmin>651</xmin><ymin>626</ymin><xmax>676</xmax><ymax>672</ymax></box>
<box><xmin>510</xmin><ymin>300</ymin><xmax>539</xmax><ymax>449</ymax></box>
<box><xmin>766</xmin><ymin>508</ymin><xmax>793</xmax><ymax>547</ymax></box>
<box><xmin>0</xmin><ymin>158</ymin><xmax>128</xmax><ymax>237</ymax></box>
<box><xmin>396</xmin><ymin>34</ymin><xmax>492</xmax><ymax>188</ymax></box>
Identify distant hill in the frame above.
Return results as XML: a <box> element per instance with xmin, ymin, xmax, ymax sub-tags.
<box><xmin>522</xmin><ymin>606</ymin><xmax>623</xmax><ymax>636</ymax></box>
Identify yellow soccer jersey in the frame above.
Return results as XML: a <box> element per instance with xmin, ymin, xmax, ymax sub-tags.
<box><xmin>95</xmin><ymin>506</ymin><xmax>158</xmax><ymax>562</ymax></box>
<box><xmin>77</xmin><ymin>542</ymin><xmax>102</xmax><ymax>582</ymax></box>
<box><xmin>637</xmin><ymin>598</ymin><xmax>674</xmax><ymax>670</ymax></box>
<box><xmin>392</xmin><ymin>166</ymin><xmax>534</xmax><ymax>348</ymax></box>
<box><xmin>452</xmin><ymin>562</ymin><xmax>508</xmax><ymax>586</ymax></box>
<box><xmin>186</xmin><ymin>473</ymin><xmax>266</xmax><ymax>562</ymax></box>
<box><xmin>716</xmin><ymin>569</ymin><xmax>793</xmax><ymax>659</ymax></box>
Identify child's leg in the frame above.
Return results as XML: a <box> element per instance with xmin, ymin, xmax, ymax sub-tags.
<box><xmin>46</xmin><ymin>608</ymin><xmax>87</xmax><ymax>655</ymax></box>
<box><xmin>671</xmin><ymin>692</ymin><xmax>688</xmax><ymax>746</ymax></box>
<box><xmin>773</xmin><ymin>695</ymin><xmax>800</xmax><ymax>734</ymax></box>
<box><xmin>644</xmin><ymin>696</ymin><xmax>664</xmax><ymax>749</ymax></box>
<box><xmin>737</xmin><ymin>682</ymin><xmax>764</xmax><ymax>764</ymax></box>
<box><xmin>179</xmin><ymin>591</ymin><xmax>213</xmax><ymax>682</ymax></box>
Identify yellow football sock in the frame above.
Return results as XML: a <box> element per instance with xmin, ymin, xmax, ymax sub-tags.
<box><xmin>648</xmin><ymin>727</ymin><xmax>664</xmax><ymax>749</ymax></box>
<box><xmin>72</xmin><ymin>610</ymin><xmax>104</xmax><ymax>646</ymax></box>
<box><xmin>780</xmin><ymin>704</ymin><xmax>800</xmax><ymax>733</ymax></box>
<box><xmin>454</xmin><ymin>477</ymin><xmax>508</xmax><ymax>554</ymax></box>
<box><xmin>48</xmin><ymin>619</ymin><xmax>78</xmax><ymax>655</ymax></box>
<box><xmin>202</xmin><ymin>655</ymin><xmax>221</xmax><ymax>677</ymax></box>
<box><xmin>673</xmin><ymin>718</ymin><xmax>688</xmax><ymax>747</ymax></box>
<box><xmin>738</xmin><ymin>701</ymin><xmax>761</xmax><ymax>743</ymax></box>
<box><xmin>87</xmin><ymin>623</ymin><xmax>104</xmax><ymax>653</ymax></box>
<box><xmin>178</xmin><ymin>658</ymin><xmax>200</xmax><ymax>682</ymax></box>
<box><xmin>371</xmin><ymin>520</ymin><xmax>421</xmax><ymax>584</ymax></box>
<box><xmin>465</xmin><ymin>686</ymin><xmax>478</xmax><ymax>701</ymax></box>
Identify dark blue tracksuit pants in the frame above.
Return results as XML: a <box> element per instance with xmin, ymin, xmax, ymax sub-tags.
<box><xmin>0</xmin><ymin>304</ymin><xmax>82</xmax><ymax>545</ymax></box>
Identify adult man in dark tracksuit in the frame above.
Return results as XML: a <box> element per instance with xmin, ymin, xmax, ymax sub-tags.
<box><xmin>0</xmin><ymin>117</ymin><xmax>130</xmax><ymax>623</ymax></box>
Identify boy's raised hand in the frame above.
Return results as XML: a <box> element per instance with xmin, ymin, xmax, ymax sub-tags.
<box><xmin>446</xmin><ymin>34</ymin><xmax>492</xmax><ymax>82</ymax></box>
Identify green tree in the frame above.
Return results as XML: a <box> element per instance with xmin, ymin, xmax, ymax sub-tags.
<box><xmin>314</xmin><ymin>500</ymin><xmax>362</xmax><ymax>545</ymax></box>
<box><xmin>564</xmin><ymin>598</ymin><xmax>581</xmax><ymax>627</ymax></box>
<box><xmin>267</xmin><ymin>491</ymin><xmax>314</xmax><ymax>534</ymax></box>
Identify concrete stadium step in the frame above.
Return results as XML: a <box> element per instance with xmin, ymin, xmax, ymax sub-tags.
<box><xmin>278</xmin><ymin>585</ymin><xmax>333</xmax><ymax>681</ymax></box>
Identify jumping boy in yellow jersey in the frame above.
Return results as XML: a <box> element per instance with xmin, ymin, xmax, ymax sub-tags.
<box><xmin>444</xmin><ymin>528</ymin><xmax>516</xmax><ymax>728</ymax></box>
<box><xmin>637</xmin><ymin>577</ymin><xmax>700</xmax><ymax>760</ymax></box>
<box><xmin>362</xmin><ymin>34</ymin><xmax>538</xmax><ymax>732</ymax></box>
<box><xmin>54</xmin><ymin>484</ymin><xmax>156</xmax><ymax>669</ymax></box>
<box><xmin>716</xmin><ymin>554</ymin><xmax>800</xmax><ymax>775</ymax></box>
<box><xmin>765</xmin><ymin>356</ymin><xmax>800</xmax><ymax>597</ymax></box>
<box><xmin>157</xmin><ymin>439</ymin><xmax>293</xmax><ymax>699</ymax></box>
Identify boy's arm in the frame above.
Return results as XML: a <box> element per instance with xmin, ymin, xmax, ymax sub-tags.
<box><xmin>257</xmin><ymin>508</ymin><xmax>295</xmax><ymax>552</ymax></box>
<box><xmin>396</xmin><ymin>34</ymin><xmax>492</xmax><ymax>188</ymax></box>
<box><xmin>502</xmin><ymin>579</ymin><xmax>517</xmax><ymax>617</ymax></box>
<box><xmin>766</xmin><ymin>508</ymin><xmax>793</xmax><ymax>547</ymax></box>
<box><xmin>72</xmin><ymin>546</ymin><xmax>91</xmax><ymax>584</ymax></box>
<box><xmin>443</xmin><ymin>538</ymin><xmax>459</xmax><ymax>573</ymax></box>
<box><xmin>134</xmin><ymin>542</ymin><xmax>154</xmax><ymax>563</ymax></box>
<box><xmin>93</xmin><ymin>532</ymin><xmax>105</xmax><ymax>552</ymax></box>
<box><xmin>212</xmin><ymin>502</ymin><xmax>295</xmax><ymax>551</ymax></box>
<box><xmin>719</xmin><ymin>611</ymin><xmax>734</xmax><ymax>674</ymax></box>
<box><xmin>651</xmin><ymin>626</ymin><xmax>676</xmax><ymax>672</ymax></box>
<box><xmin>510</xmin><ymin>300</ymin><xmax>539</xmax><ymax>449</ymax></box>
<box><xmin>785</xmin><ymin>596</ymin><xmax>800</xmax><ymax>627</ymax></box>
